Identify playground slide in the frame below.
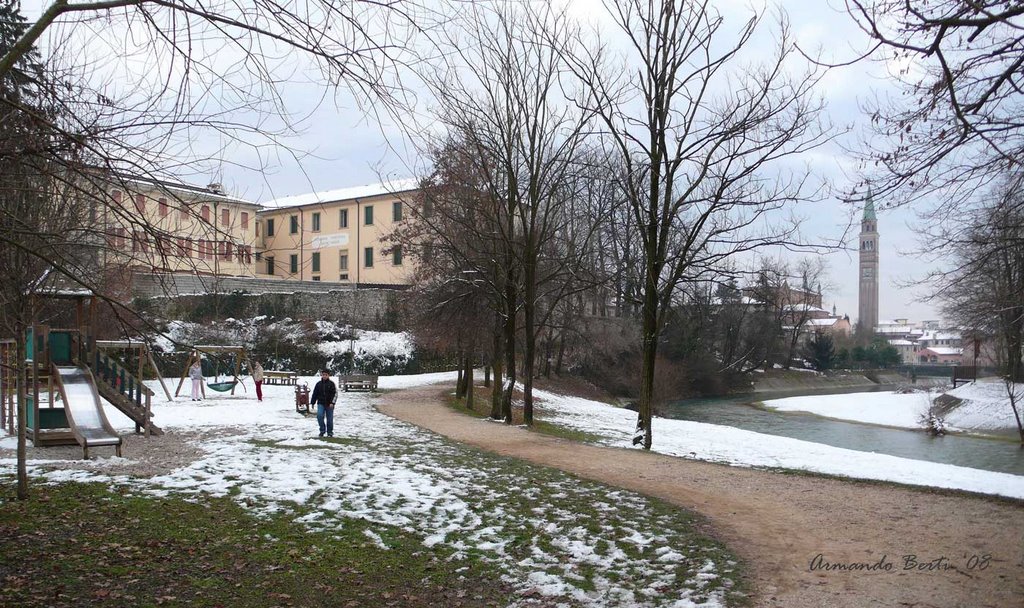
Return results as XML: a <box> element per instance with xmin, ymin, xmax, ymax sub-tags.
<box><xmin>55</xmin><ymin>366</ymin><xmax>123</xmax><ymax>456</ymax></box>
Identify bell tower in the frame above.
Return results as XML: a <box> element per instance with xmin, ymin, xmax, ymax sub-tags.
<box><xmin>858</xmin><ymin>192</ymin><xmax>879</xmax><ymax>334</ymax></box>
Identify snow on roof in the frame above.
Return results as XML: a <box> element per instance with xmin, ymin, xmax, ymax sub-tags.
<box><xmin>783</xmin><ymin>304</ymin><xmax>828</xmax><ymax>313</ymax></box>
<box><xmin>807</xmin><ymin>318</ymin><xmax>839</xmax><ymax>326</ymax></box>
<box><xmin>119</xmin><ymin>174</ymin><xmax>259</xmax><ymax>207</ymax></box>
<box><xmin>923</xmin><ymin>347</ymin><xmax>962</xmax><ymax>356</ymax></box>
<box><xmin>261</xmin><ymin>178</ymin><xmax>419</xmax><ymax>210</ymax></box>
<box><xmin>888</xmin><ymin>339</ymin><xmax>915</xmax><ymax>346</ymax></box>
<box><xmin>921</xmin><ymin>330</ymin><xmax>961</xmax><ymax>341</ymax></box>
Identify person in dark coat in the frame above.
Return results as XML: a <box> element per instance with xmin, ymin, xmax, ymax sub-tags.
<box><xmin>310</xmin><ymin>370</ymin><xmax>337</xmax><ymax>437</ymax></box>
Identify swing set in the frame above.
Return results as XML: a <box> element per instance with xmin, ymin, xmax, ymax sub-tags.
<box><xmin>174</xmin><ymin>345</ymin><xmax>254</xmax><ymax>398</ymax></box>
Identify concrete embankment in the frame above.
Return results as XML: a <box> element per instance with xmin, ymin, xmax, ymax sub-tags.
<box><xmin>752</xmin><ymin>370</ymin><xmax>948</xmax><ymax>393</ymax></box>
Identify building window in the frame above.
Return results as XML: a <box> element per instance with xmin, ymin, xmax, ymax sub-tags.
<box><xmin>201</xmin><ymin>205</ymin><xmax>210</xmax><ymax>223</ymax></box>
<box><xmin>862</xmin><ymin>267</ymin><xmax>873</xmax><ymax>278</ymax></box>
<box><xmin>266</xmin><ymin>218</ymin><xmax>275</xmax><ymax>237</ymax></box>
<box><xmin>290</xmin><ymin>215</ymin><xmax>299</xmax><ymax>234</ymax></box>
<box><xmin>223</xmin><ymin>241</ymin><xmax>233</xmax><ymax>260</ymax></box>
<box><xmin>180</xmin><ymin>202</ymin><xmax>189</xmax><ymax>220</ymax></box>
<box><xmin>312</xmin><ymin>252</ymin><xmax>320</xmax><ymax>272</ymax></box>
<box><xmin>135</xmin><ymin>194</ymin><xmax>146</xmax><ymax>214</ymax></box>
<box><xmin>339</xmin><ymin>252</ymin><xmax>348</xmax><ymax>271</ymax></box>
<box><xmin>393</xmin><ymin>201</ymin><xmax>403</xmax><ymax>222</ymax></box>
<box><xmin>266</xmin><ymin>256</ymin><xmax>275</xmax><ymax>275</ymax></box>
<box><xmin>312</xmin><ymin>212</ymin><xmax>321</xmax><ymax>232</ymax></box>
<box><xmin>364</xmin><ymin>205</ymin><xmax>373</xmax><ymax>226</ymax></box>
<box><xmin>159</xmin><ymin>198</ymin><xmax>168</xmax><ymax>217</ymax></box>
<box><xmin>290</xmin><ymin>254</ymin><xmax>298</xmax><ymax>274</ymax></box>
<box><xmin>221</xmin><ymin>208</ymin><xmax>230</xmax><ymax>227</ymax></box>
<box><xmin>393</xmin><ymin>245</ymin><xmax>403</xmax><ymax>266</ymax></box>
<box><xmin>241</xmin><ymin>212</ymin><xmax>249</xmax><ymax>230</ymax></box>
<box><xmin>112</xmin><ymin>190</ymin><xmax>122</xmax><ymax>203</ymax></box>
<box><xmin>339</xmin><ymin>208</ymin><xmax>348</xmax><ymax>228</ymax></box>
<box><xmin>364</xmin><ymin>247</ymin><xmax>374</xmax><ymax>268</ymax></box>
<box><xmin>177</xmin><ymin>238</ymin><xmax>190</xmax><ymax>257</ymax></box>
<box><xmin>312</xmin><ymin>276</ymin><xmax>321</xmax><ymax>282</ymax></box>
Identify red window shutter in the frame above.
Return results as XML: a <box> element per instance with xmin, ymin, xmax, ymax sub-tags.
<box><xmin>201</xmin><ymin>206</ymin><xmax>210</xmax><ymax>222</ymax></box>
<box><xmin>159</xmin><ymin>198</ymin><xmax>168</xmax><ymax>217</ymax></box>
<box><xmin>221</xmin><ymin>208</ymin><xmax>230</xmax><ymax>226</ymax></box>
<box><xmin>224</xmin><ymin>241</ymin><xmax>233</xmax><ymax>260</ymax></box>
<box><xmin>112</xmin><ymin>190</ymin><xmax>122</xmax><ymax>203</ymax></box>
<box><xmin>135</xmin><ymin>194</ymin><xmax>146</xmax><ymax>213</ymax></box>
<box><xmin>241</xmin><ymin>212</ymin><xmax>249</xmax><ymax>230</ymax></box>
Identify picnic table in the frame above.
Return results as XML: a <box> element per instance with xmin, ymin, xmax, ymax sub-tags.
<box><xmin>340</xmin><ymin>374</ymin><xmax>378</xmax><ymax>392</ymax></box>
<box><xmin>263</xmin><ymin>370</ymin><xmax>297</xmax><ymax>385</ymax></box>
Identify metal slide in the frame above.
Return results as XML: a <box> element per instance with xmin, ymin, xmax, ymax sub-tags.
<box><xmin>54</xmin><ymin>366</ymin><xmax>123</xmax><ymax>458</ymax></box>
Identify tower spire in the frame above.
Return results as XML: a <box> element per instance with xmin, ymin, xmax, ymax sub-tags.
<box><xmin>862</xmin><ymin>189</ymin><xmax>876</xmax><ymax>221</ymax></box>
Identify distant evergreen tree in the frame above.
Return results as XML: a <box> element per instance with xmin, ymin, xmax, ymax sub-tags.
<box><xmin>803</xmin><ymin>332</ymin><xmax>836</xmax><ymax>371</ymax></box>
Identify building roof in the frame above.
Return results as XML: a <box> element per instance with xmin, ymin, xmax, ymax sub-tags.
<box><xmin>807</xmin><ymin>318</ymin><xmax>840</xmax><ymax>327</ymax></box>
<box><xmin>888</xmin><ymin>339</ymin><xmax>915</xmax><ymax>346</ymax></box>
<box><xmin>261</xmin><ymin>178</ymin><xmax>419</xmax><ymax>210</ymax></box>
<box><xmin>923</xmin><ymin>347</ymin><xmax>963</xmax><ymax>356</ymax></box>
<box><xmin>116</xmin><ymin>173</ymin><xmax>259</xmax><ymax>207</ymax></box>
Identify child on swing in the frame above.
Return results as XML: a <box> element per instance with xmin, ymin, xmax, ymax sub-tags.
<box><xmin>189</xmin><ymin>360</ymin><xmax>204</xmax><ymax>401</ymax></box>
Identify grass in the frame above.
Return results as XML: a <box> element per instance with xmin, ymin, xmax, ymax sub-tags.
<box><xmin>0</xmin><ymin>481</ymin><xmax>513</xmax><ymax>608</ymax></box>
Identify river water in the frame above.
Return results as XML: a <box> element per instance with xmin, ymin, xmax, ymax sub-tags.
<box><xmin>665</xmin><ymin>385</ymin><xmax>1024</xmax><ymax>476</ymax></box>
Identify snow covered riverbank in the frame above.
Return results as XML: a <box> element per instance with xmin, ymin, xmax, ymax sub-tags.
<box><xmin>762</xmin><ymin>379</ymin><xmax>1022</xmax><ymax>434</ymax></box>
<box><xmin>531</xmin><ymin>387</ymin><xmax>1024</xmax><ymax>500</ymax></box>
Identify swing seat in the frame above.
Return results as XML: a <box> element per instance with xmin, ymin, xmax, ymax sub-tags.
<box><xmin>207</xmin><ymin>381</ymin><xmax>237</xmax><ymax>392</ymax></box>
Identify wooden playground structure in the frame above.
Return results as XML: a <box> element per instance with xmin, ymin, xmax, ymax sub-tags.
<box><xmin>4</xmin><ymin>291</ymin><xmax>164</xmax><ymax>457</ymax></box>
<box><xmin>174</xmin><ymin>345</ymin><xmax>254</xmax><ymax>398</ymax></box>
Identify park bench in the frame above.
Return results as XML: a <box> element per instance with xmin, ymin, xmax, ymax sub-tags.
<box><xmin>340</xmin><ymin>374</ymin><xmax>378</xmax><ymax>392</ymax></box>
<box><xmin>263</xmin><ymin>370</ymin><xmax>297</xmax><ymax>385</ymax></box>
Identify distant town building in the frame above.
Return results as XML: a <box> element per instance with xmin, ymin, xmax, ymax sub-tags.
<box><xmin>104</xmin><ymin>176</ymin><xmax>260</xmax><ymax>278</ymax></box>
<box><xmin>858</xmin><ymin>192</ymin><xmax>879</xmax><ymax>333</ymax></box>
<box><xmin>256</xmin><ymin>180</ymin><xmax>418</xmax><ymax>287</ymax></box>
<box><xmin>878</xmin><ymin>319</ymin><xmax>964</xmax><ymax>365</ymax></box>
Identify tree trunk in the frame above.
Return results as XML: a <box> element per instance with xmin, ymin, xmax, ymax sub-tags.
<box><xmin>637</xmin><ymin>281</ymin><xmax>659</xmax><ymax>450</ymax></box>
<box><xmin>543</xmin><ymin>328</ymin><xmax>553</xmax><ymax>378</ymax></box>
<box><xmin>522</xmin><ymin>263</ymin><xmax>536</xmax><ymax>426</ymax></box>
<box><xmin>555</xmin><ymin>327</ymin><xmax>566</xmax><ymax>376</ymax></box>
<box><xmin>456</xmin><ymin>349</ymin><xmax>465</xmax><ymax>398</ymax></box>
<box><xmin>15</xmin><ymin>320</ymin><xmax>27</xmax><ymax>500</ymax></box>
<box><xmin>491</xmin><ymin>324</ymin><xmax>503</xmax><ymax>420</ymax></box>
<box><xmin>465</xmin><ymin>358</ymin><xmax>474</xmax><ymax>411</ymax></box>
<box><xmin>501</xmin><ymin>292</ymin><xmax>516</xmax><ymax>424</ymax></box>
<box><xmin>484</xmin><ymin>362</ymin><xmax>490</xmax><ymax>388</ymax></box>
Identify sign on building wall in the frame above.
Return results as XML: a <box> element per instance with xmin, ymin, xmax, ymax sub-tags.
<box><xmin>311</xmin><ymin>233</ymin><xmax>350</xmax><ymax>249</ymax></box>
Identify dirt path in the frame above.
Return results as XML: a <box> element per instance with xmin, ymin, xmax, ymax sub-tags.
<box><xmin>377</xmin><ymin>385</ymin><xmax>1024</xmax><ymax>608</ymax></box>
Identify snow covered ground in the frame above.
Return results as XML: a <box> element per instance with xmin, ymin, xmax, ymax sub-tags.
<box><xmin>0</xmin><ymin>372</ymin><xmax>737</xmax><ymax>608</ymax></box>
<box><xmin>531</xmin><ymin>388</ymin><xmax>1024</xmax><ymax>500</ymax></box>
<box><xmin>762</xmin><ymin>380</ymin><xmax>1022</xmax><ymax>433</ymax></box>
<box><xmin>763</xmin><ymin>391</ymin><xmax>934</xmax><ymax>429</ymax></box>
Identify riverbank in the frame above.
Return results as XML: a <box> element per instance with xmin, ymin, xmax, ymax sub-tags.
<box><xmin>750</xmin><ymin>369</ymin><xmax>949</xmax><ymax>392</ymax></box>
<box><xmin>377</xmin><ymin>384</ymin><xmax>1024</xmax><ymax>608</ymax></box>
<box><xmin>761</xmin><ymin>378</ymin><xmax>1023</xmax><ymax>438</ymax></box>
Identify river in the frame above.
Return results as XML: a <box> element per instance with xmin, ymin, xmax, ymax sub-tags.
<box><xmin>665</xmin><ymin>385</ymin><xmax>1024</xmax><ymax>476</ymax></box>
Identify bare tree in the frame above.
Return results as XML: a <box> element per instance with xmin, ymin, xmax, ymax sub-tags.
<box><xmin>411</xmin><ymin>1</ymin><xmax>596</xmax><ymax>425</ymax></box>
<box><xmin>573</xmin><ymin>0</ymin><xmax>831</xmax><ymax>448</ymax></box>
<box><xmin>847</xmin><ymin>1</ymin><xmax>1024</xmax><ymax>216</ymax></box>
<box><xmin>934</xmin><ymin>172</ymin><xmax>1024</xmax><ymax>443</ymax></box>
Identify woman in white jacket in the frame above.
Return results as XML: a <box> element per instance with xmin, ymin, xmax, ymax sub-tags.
<box><xmin>189</xmin><ymin>361</ymin><xmax>204</xmax><ymax>401</ymax></box>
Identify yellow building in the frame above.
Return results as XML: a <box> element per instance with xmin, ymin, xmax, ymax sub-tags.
<box><xmin>104</xmin><ymin>177</ymin><xmax>261</xmax><ymax>277</ymax></box>
<box><xmin>256</xmin><ymin>180</ymin><xmax>418</xmax><ymax>286</ymax></box>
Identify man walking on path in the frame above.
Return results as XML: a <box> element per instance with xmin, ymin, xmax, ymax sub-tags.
<box><xmin>252</xmin><ymin>361</ymin><xmax>264</xmax><ymax>402</ymax></box>
<box><xmin>310</xmin><ymin>370</ymin><xmax>337</xmax><ymax>437</ymax></box>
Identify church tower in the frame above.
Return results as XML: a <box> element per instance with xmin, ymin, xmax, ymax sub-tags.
<box><xmin>858</xmin><ymin>192</ymin><xmax>879</xmax><ymax>334</ymax></box>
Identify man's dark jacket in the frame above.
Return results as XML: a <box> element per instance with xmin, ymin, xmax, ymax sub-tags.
<box><xmin>311</xmin><ymin>378</ymin><xmax>337</xmax><ymax>408</ymax></box>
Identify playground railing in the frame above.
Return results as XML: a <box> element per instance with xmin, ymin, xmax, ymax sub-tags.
<box><xmin>91</xmin><ymin>350</ymin><xmax>155</xmax><ymax>436</ymax></box>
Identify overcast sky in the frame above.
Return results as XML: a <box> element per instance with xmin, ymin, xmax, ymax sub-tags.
<box><xmin>19</xmin><ymin>0</ymin><xmax>942</xmax><ymax>323</ymax></box>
